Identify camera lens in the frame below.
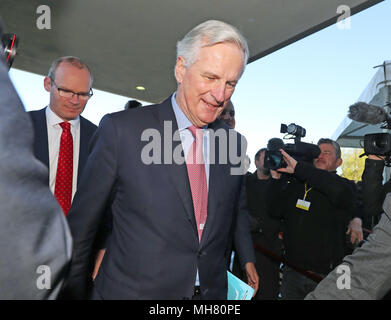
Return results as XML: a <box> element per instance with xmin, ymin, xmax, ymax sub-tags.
<box><xmin>269</xmin><ymin>154</ymin><xmax>281</xmax><ymax>167</ymax></box>
<box><xmin>374</xmin><ymin>136</ymin><xmax>388</xmax><ymax>148</ymax></box>
<box><xmin>265</xmin><ymin>150</ymin><xmax>284</xmax><ymax>170</ymax></box>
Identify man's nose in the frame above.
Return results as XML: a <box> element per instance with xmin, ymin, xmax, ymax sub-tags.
<box><xmin>70</xmin><ymin>93</ymin><xmax>80</xmax><ymax>104</ymax></box>
<box><xmin>211</xmin><ymin>82</ymin><xmax>226</xmax><ymax>106</ymax></box>
<box><xmin>317</xmin><ymin>153</ymin><xmax>325</xmax><ymax>160</ymax></box>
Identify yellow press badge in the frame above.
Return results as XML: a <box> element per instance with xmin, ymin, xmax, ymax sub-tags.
<box><xmin>296</xmin><ymin>183</ymin><xmax>312</xmax><ymax>211</ymax></box>
<box><xmin>296</xmin><ymin>199</ymin><xmax>311</xmax><ymax>211</ymax></box>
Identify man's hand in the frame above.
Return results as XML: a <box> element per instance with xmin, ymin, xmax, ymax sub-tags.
<box><xmin>368</xmin><ymin>154</ymin><xmax>386</xmax><ymax>161</ymax></box>
<box><xmin>245</xmin><ymin>262</ymin><xmax>259</xmax><ymax>297</ymax></box>
<box><xmin>270</xmin><ymin>169</ymin><xmax>281</xmax><ymax>179</ymax></box>
<box><xmin>276</xmin><ymin>149</ymin><xmax>297</xmax><ymax>174</ymax></box>
<box><xmin>346</xmin><ymin>217</ymin><xmax>363</xmax><ymax>245</ymax></box>
<box><xmin>92</xmin><ymin>249</ymin><xmax>106</xmax><ymax>281</ymax></box>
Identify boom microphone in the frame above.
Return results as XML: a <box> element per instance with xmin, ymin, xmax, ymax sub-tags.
<box><xmin>348</xmin><ymin>102</ymin><xmax>391</xmax><ymax>125</ymax></box>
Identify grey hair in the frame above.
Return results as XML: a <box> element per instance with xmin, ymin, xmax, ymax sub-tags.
<box><xmin>48</xmin><ymin>56</ymin><xmax>93</xmax><ymax>86</ymax></box>
<box><xmin>176</xmin><ymin>20</ymin><xmax>249</xmax><ymax>75</ymax></box>
<box><xmin>318</xmin><ymin>138</ymin><xmax>341</xmax><ymax>159</ymax></box>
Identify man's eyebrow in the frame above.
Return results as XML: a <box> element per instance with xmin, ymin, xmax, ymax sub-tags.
<box><xmin>58</xmin><ymin>86</ymin><xmax>90</xmax><ymax>94</ymax></box>
<box><xmin>203</xmin><ymin>72</ymin><xmax>238</xmax><ymax>82</ymax></box>
<box><xmin>202</xmin><ymin>71</ymin><xmax>219</xmax><ymax>78</ymax></box>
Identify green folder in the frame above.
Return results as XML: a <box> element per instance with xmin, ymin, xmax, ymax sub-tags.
<box><xmin>227</xmin><ymin>271</ymin><xmax>254</xmax><ymax>300</ymax></box>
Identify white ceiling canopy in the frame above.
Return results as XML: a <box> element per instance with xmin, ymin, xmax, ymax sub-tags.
<box><xmin>1</xmin><ymin>0</ymin><xmax>383</xmax><ymax>103</ymax></box>
<box><xmin>333</xmin><ymin>61</ymin><xmax>391</xmax><ymax>148</ymax></box>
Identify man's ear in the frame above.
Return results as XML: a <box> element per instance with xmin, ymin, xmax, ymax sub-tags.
<box><xmin>175</xmin><ymin>56</ymin><xmax>186</xmax><ymax>84</ymax></box>
<box><xmin>336</xmin><ymin>158</ymin><xmax>343</xmax><ymax>168</ymax></box>
<box><xmin>44</xmin><ymin>76</ymin><xmax>51</xmax><ymax>92</ymax></box>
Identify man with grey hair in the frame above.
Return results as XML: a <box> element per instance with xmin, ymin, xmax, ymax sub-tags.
<box><xmin>64</xmin><ymin>20</ymin><xmax>258</xmax><ymax>300</ymax></box>
<box><xmin>315</xmin><ymin>139</ymin><xmax>364</xmax><ymax>247</ymax></box>
<box><xmin>266</xmin><ymin>138</ymin><xmax>359</xmax><ymax>299</ymax></box>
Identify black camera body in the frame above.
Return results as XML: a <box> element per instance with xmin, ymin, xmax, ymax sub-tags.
<box><xmin>364</xmin><ymin>133</ymin><xmax>391</xmax><ymax>156</ymax></box>
<box><xmin>264</xmin><ymin>123</ymin><xmax>320</xmax><ymax>170</ymax></box>
<box><xmin>346</xmin><ymin>101</ymin><xmax>391</xmax><ymax>166</ymax></box>
<box><xmin>361</xmin><ymin>120</ymin><xmax>391</xmax><ymax>166</ymax></box>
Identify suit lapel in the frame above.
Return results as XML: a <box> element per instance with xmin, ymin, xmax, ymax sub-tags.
<box><xmin>200</xmin><ymin>122</ymin><xmax>229</xmax><ymax>247</ymax></box>
<box><xmin>78</xmin><ymin>117</ymin><xmax>89</xmax><ymax>185</ymax></box>
<box><xmin>31</xmin><ymin>108</ymin><xmax>49</xmax><ymax>169</ymax></box>
<box><xmin>156</xmin><ymin>98</ymin><xmax>198</xmax><ymax>239</ymax></box>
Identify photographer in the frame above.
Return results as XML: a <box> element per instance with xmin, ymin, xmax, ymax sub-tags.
<box><xmin>347</xmin><ymin>102</ymin><xmax>391</xmax><ymax>225</ymax></box>
<box><xmin>245</xmin><ymin>148</ymin><xmax>283</xmax><ymax>300</ymax></box>
<box><xmin>266</xmin><ymin>138</ymin><xmax>358</xmax><ymax>299</ymax></box>
<box><xmin>362</xmin><ymin>154</ymin><xmax>391</xmax><ymax>224</ymax></box>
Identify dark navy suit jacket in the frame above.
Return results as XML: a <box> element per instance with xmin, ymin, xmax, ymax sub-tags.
<box><xmin>28</xmin><ymin>108</ymin><xmax>110</xmax><ymax>287</ymax></box>
<box><xmin>28</xmin><ymin>107</ymin><xmax>97</xmax><ymax>185</ymax></box>
<box><xmin>64</xmin><ymin>97</ymin><xmax>255</xmax><ymax>300</ymax></box>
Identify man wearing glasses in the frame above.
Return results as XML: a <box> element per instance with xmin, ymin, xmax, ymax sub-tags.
<box><xmin>28</xmin><ymin>56</ymin><xmax>96</xmax><ymax>216</ymax></box>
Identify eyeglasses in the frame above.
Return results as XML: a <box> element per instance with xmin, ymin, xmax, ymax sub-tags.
<box><xmin>50</xmin><ymin>78</ymin><xmax>93</xmax><ymax>101</ymax></box>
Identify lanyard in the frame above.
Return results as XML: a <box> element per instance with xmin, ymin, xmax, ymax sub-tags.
<box><xmin>303</xmin><ymin>183</ymin><xmax>312</xmax><ymax>200</ymax></box>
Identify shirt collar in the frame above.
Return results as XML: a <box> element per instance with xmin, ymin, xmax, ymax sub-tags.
<box><xmin>171</xmin><ymin>93</ymin><xmax>207</xmax><ymax>131</ymax></box>
<box><xmin>46</xmin><ymin>105</ymin><xmax>80</xmax><ymax>128</ymax></box>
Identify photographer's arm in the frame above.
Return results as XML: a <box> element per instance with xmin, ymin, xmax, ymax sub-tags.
<box><xmin>346</xmin><ymin>217</ymin><xmax>363</xmax><ymax>244</ymax></box>
<box><xmin>296</xmin><ymin>164</ymin><xmax>353</xmax><ymax>210</ymax></box>
<box><xmin>347</xmin><ymin>180</ymin><xmax>364</xmax><ymax>244</ymax></box>
<box><xmin>362</xmin><ymin>157</ymin><xmax>391</xmax><ymax>217</ymax></box>
<box><xmin>278</xmin><ymin>150</ymin><xmax>353</xmax><ymax>210</ymax></box>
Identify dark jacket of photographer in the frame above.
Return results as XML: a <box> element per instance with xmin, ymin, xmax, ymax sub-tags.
<box><xmin>362</xmin><ymin>158</ymin><xmax>391</xmax><ymax>218</ymax></box>
<box><xmin>246</xmin><ymin>172</ymin><xmax>281</xmax><ymax>239</ymax></box>
<box><xmin>266</xmin><ymin>161</ymin><xmax>356</xmax><ymax>275</ymax></box>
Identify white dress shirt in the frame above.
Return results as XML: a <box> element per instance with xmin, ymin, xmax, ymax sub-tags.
<box><xmin>171</xmin><ymin>94</ymin><xmax>210</xmax><ymax>287</ymax></box>
<box><xmin>45</xmin><ymin>106</ymin><xmax>80</xmax><ymax>201</ymax></box>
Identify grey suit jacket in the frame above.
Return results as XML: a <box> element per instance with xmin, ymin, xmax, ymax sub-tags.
<box><xmin>0</xmin><ymin>32</ymin><xmax>72</xmax><ymax>299</ymax></box>
<box><xmin>306</xmin><ymin>193</ymin><xmax>391</xmax><ymax>300</ymax></box>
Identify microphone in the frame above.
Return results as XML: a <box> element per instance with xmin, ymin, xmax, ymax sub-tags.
<box><xmin>348</xmin><ymin>102</ymin><xmax>391</xmax><ymax>125</ymax></box>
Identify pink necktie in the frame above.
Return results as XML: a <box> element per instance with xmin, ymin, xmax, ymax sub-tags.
<box><xmin>54</xmin><ymin>122</ymin><xmax>73</xmax><ymax>215</ymax></box>
<box><xmin>186</xmin><ymin>126</ymin><xmax>208</xmax><ymax>240</ymax></box>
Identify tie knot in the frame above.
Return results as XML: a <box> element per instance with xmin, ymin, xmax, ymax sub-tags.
<box><xmin>188</xmin><ymin>125</ymin><xmax>202</xmax><ymax>139</ymax></box>
<box><xmin>60</xmin><ymin>122</ymin><xmax>71</xmax><ymax>131</ymax></box>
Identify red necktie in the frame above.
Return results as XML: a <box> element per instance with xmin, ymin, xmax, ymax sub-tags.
<box><xmin>54</xmin><ymin>122</ymin><xmax>73</xmax><ymax>215</ymax></box>
<box><xmin>186</xmin><ymin>126</ymin><xmax>208</xmax><ymax>240</ymax></box>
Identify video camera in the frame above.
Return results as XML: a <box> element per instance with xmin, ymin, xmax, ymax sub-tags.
<box><xmin>264</xmin><ymin>123</ymin><xmax>321</xmax><ymax>170</ymax></box>
<box><xmin>1</xmin><ymin>33</ymin><xmax>18</xmax><ymax>69</ymax></box>
<box><xmin>348</xmin><ymin>102</ymin><xmax>391</xmax><ymax>166</ymax></box>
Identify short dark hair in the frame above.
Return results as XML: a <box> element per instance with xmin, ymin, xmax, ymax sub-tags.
<box><xmin>254</xmin><ymin>148</ymin><xmax>267</xmax><ymax>162</ymax></box>
<box><xmin>124</xmin><ymin>100</ymin><xmax>142</xmax><ymax>110</ymax></box>
<box><xmin>317</xmin><ymin>138</ymin><xmax>341</xmax><ymax>159</ymax></box>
